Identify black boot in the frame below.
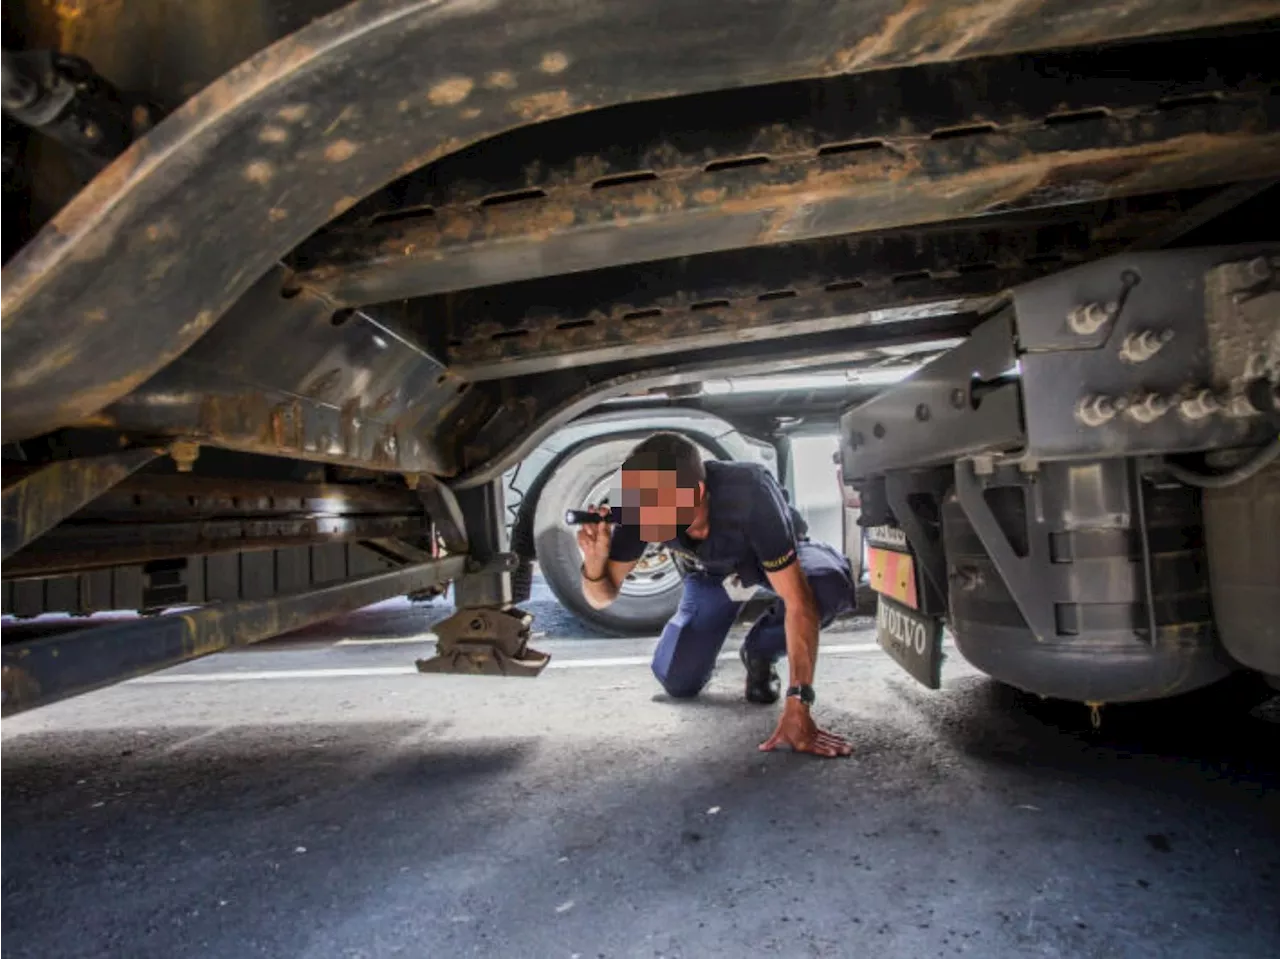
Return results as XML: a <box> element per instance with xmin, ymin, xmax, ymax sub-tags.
<box><xmin>740</xmin><ymin>647</ymin><xmax>780</xmax><ymax>704</ymax></box>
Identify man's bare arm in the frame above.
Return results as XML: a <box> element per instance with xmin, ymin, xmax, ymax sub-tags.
<box><xmin>582</xmin><ymin>557</ymin><xmax>638</xmax><ymax>608</ymax></box>
<box><xmin>759</xmin><ymin>560</ymin><xmax>851</xmax><ymax>758</ymax></box>
<box><xmin>577</xmin><ymin>504</ymin><xmax>637</xmax><ymax>609</ymax></box>
<box><xmin>763</xmin><ymin>562</ymin><xmax>821</xmax><ymax>688</ymax></box>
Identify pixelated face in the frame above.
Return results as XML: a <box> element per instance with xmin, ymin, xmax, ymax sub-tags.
<box><xmin>617</xmin><ymin>463</ymin><xmax>700</xmax><ymax>543</ymax></box>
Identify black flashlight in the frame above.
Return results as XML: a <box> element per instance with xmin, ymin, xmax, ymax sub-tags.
<box><xmin>565</xmin><ymin>507</ymin><xmax>622</xmax><ymax>525</ymax></box>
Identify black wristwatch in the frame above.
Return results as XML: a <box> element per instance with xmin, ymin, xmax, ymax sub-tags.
<box><xmin>786</xmin><ymin>684</ymin><xmax>816</xmax><ymax>706</ymax></box>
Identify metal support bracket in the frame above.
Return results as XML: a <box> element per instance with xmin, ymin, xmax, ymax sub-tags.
<box><xmin>418</xmin><ymin>478</ymin><xmax>468</xmax><ymax>554</ymax></box>
<box><xmin>1013</xmin><ymin>245</ymin><xmax>1278</xmax><ymax>459</ymax></box>
<box><xmin>416</xmin><ymin>607</ymin><xmax>549</xmax><ymax>678</ymax></box>
<box><xmin>953</xmin><ymin>458</ymin><xmax>1059</xmax><ymax>643</ymax></box>
<box><xmin>840</xmin><ymin>311</ymin><xmax>1023</xmax><ymax>478</ymax></box>
<box><xmin>883</xmin><ymin>471</ymin><xmax>950</xmax><ymax>615</ymax></box>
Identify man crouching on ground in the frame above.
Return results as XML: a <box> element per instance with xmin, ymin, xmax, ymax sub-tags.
<box><xmin>576</xmin><ymin>432</ymin><xmax>856</xmax><ymax>758</ymax></box>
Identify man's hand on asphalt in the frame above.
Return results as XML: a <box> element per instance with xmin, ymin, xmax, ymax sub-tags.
<box><xmin>759</xmin><ymin>698</ymin><xmax>852</xmax><ymax>758</ymax></box>
<box><xmin>576</xmin><ymin>504</ymin><xmax>613</xmax><ymax>574</ymax></box>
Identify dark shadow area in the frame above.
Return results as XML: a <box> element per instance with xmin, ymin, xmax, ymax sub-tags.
<box><xmin>649</xmin><ymin>690</ymin><xmax>758</xmax><ymax>710</ymax></box>
<box><xmin>910</xmin><ymin>672</ymin><xmax>1280</xmax><ymax>798</ymax></box>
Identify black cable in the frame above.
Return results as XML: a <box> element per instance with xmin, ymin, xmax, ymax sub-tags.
<box><xmin>1165</xmin><ymin>433</ymin><xmax>1280</xmax><ymax>489</ymax></box>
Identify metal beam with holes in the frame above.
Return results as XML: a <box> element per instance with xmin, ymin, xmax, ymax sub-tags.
<box><xmin>295</xmin><ymin>96</ymin><xmax>1280</xmax><ymax>307</ymax></box>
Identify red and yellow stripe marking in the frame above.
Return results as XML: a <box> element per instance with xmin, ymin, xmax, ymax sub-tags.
<box><xmin>866</xmin><ymin>546</ymin><xmax>918</xmax><ymax>609</ymax></box>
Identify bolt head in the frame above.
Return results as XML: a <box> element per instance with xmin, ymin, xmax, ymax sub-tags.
<box><xmin>1068</xmin><ymin>302</ymin><xmax>1114</xmax><ymax>336</ymax></box>
<box><xmin>1076</xmin><ymin>394</ymin><xmax>1124</xmax><ymax>427</ymax></box>
<box><xmin>1177</xmin><ymin>389</ymin><xmax>1221</xmax><ymax>421</ymax></box>
<box><xmin>1126</xmin><ymin>393</ymin><xmax>1171</xmax><ymax>424</ymax></box>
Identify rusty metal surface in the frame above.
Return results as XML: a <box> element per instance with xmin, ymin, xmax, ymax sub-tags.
<box><xmin>3</xmin><ymin>0</ymin><xmax>1276</xmax><ymax>442</ymax></box>
<box><xmin>450</xmin><ymin>276</ymin><xmax>1031</xmax><ymax>382</ymax></box>
<box><xmin>298</xmin><ymin>90</ymin><xmax>1280</xmax><ymax>306</ymax></box>
<box><xmin>326</xmin><ymin>19</ymin><xmax>1280</xmax><ymax>224</ymax></box>
<box><xmin>0</xmin><ymin>555</ymin><xmax>466</xmax><ymax>715</ymax></box>
<box><xmin>429</xmin><ymin>198</ymin><xmax>1192</xmax><ymax>379</ymax></box>
<box><xmin>95</xmin><ymin>268</ymin><xmax>460</xmax><ymax>476</ymax></box>
<box><xmin>300</xmin><ymin>117</ymin><xmax>1280</xmax><ymax>308</ymax></box>
<box><xmin>0</xmin><ymin>448</ymin><xmax>160</xmax><ymax>561</ymax></box>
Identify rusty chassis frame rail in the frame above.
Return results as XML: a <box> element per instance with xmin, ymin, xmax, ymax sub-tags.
<box><xmin>296</xmin><ymin>93</ymin><xmax>1280</xmax><ymax>307</ymax></box>
<box><xmin>425</xmin><ymin>196</ymin><xmax>1214</xmax><ymax>379</ymax></box>
<box><xmin>0</xmin><ymin>556</ymin><xmax>466</xmax><ymax>716</ymax></box>
<box><xmin>3</xmin><ymin>0</ymin><xmax>1277</xmax><ymax>442</ymax></box>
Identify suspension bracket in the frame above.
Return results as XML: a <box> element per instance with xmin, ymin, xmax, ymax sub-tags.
<box><xmin>416</xmin><ymin>607</ymin><xmax>549</xmax><ymax>678</ymax></box>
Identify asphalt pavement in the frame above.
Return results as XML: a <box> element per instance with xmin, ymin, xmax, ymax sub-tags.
<box><xmin>3</xmin><ymin>581</ymin><xmax>1278</xmax><ymax>959</ymax></box>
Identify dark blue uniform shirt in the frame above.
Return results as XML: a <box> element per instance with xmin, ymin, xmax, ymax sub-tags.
<box><xmin>609</xmin><ymin>460</ymin><xmax>807</xmax><ymax>587</ymax></box>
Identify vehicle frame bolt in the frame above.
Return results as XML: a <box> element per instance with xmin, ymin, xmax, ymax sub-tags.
<box><xmin>1119</xmin><ymin>328</ymin><xmax>1174</xmax><ymax>364</ymax></box>
<box><xmin>1178</xmin><ymin>389</ymin><xmax>1221</xmax><ymax>421</ymax></box>
<box><xmin>1067</xmin><ymin>301</ymin><xmax>1118</xmax><ymax>336</ymax></box>
<box><xmin>1075</xmin><ymin>394</ymin><xmax>1127</xmax><ymax>427</ymax></box>
<box><xmin>168</xmin><ymin>440</ymin><xmax>200</xmax><ymax>472</ymax></box>
<box><xmin>971</xmin><ymin>454</ymin><xmax>996</xmax><ymax>476</ymax></box>
<box><xmin>1126</xmin><ymin>393</ymin><xmax>1171</xmax><ymax>424</ymax></box>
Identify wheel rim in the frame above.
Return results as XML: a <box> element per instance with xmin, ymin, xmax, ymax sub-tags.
<box><xmin>583</xmin><ymin>474</ymin><xmax>680</xmax><ymax>600</ymax></box>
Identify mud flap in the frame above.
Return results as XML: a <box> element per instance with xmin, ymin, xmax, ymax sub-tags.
<box><xmin>875</xmin><ymin>595</ymin><xmax>944</xmax><ymax>689</ymax></box>
<box><xmin>866</xmin><ymin>525</ymin><xmax>945</xmax><ymax>689</ymax></box>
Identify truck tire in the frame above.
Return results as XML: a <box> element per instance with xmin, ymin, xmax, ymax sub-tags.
<box><xmin>509</xmin><ymin>507</ymin><xmax>536</xmax><ymax>605</ymax></box>
<box><xmin>533</xmin><ymin>437</ymin><xmax>685</xmax><ymax>635</ymax></box>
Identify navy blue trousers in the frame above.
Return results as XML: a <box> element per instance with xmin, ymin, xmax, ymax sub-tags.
<box><xmin>650</xmin><ymin>541</ymin><xmax>856</xmax><ymax>698</ymax></box>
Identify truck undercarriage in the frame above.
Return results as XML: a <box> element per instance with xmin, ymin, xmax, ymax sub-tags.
<box><xmin>2</xmin><ymin>0</ymin><xmax>1277</xmax><ymax>714</ymax></box>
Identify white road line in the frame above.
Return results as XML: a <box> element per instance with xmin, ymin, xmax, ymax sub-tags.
<box><xmin>127</xmin><ymin>641</ymin><xmax>884</xmax><ymax>685</ymax></box>
<box><xmin>335</xmin><ymin>636</ymin><xmax>434</xmax><ymax>646</ymax></box>
<box><xmin>133</xmin><ymin>666</ymin><xmax>418</xmax><ymax>683</ymax></box>
<box><xmin>335</xmin><ymin>632</ymin><xmax>550</xmax><ymax>646</ymax></box>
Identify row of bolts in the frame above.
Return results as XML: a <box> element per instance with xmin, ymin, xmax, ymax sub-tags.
<box><xmin>1069</xmin><ymin>300</ymin><xmax>1265</xmax><ymax>428</ymax></box>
